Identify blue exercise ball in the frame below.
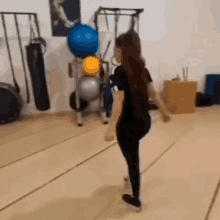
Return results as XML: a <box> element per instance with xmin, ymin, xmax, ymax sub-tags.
<box><xmin>68</xmin><ymin>24</ymin><xmax>100</xmax><ymax>59</ymax></box>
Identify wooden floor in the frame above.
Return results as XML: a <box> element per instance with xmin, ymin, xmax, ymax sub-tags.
<box><xmin>0</xmin><ymin>106</ymin><xmax>220</xmax><ymax>220</ymax></box>
<box><xmin>0</xmin><ymin>111</ymin><xmax>105</xmax><ymax>168</ymax></box>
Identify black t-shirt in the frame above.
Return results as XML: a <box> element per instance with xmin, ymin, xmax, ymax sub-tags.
<box><xmin>109</xmin><ymin>65</ymin><xmax>153</xmax><ymax>121</ymax></box>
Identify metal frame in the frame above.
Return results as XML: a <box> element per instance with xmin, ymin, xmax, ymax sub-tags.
<box><xmin>94</xmin><ymin>7</ymin><xmax>144</xmax><ymax>34</ymax></box>
<box><xmin>0</xmin><ymin>12</ymin><xmax>41</xmax><ymax>37</ymax></box>
<box><xmin>0</xmin><ymin>12</ymin><xmax>42</xmax><ymax>104</ymax></box>
<box><xmin>94</xmin><ymin>7</ymin><xmax>143</xmax><ymax>65</ymax></box>
<box><xmin>70</xmin><ymin>7</ymin><xmax>144</xmax><ymax>126</ymax></box>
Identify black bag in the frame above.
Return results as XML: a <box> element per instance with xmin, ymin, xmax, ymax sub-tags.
<box><xmin>26</xmin><ymin>15</ymin><xmax>50</xmax><ymax>111</ymax></box>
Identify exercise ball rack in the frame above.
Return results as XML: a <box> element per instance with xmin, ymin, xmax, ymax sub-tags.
<box><xmin>68</xmin><ymin>7</ymin><xmax>144</xmax><ymax>126</ymax></box>
<box><xmin>68</xmin><ymin>57</ymin><xmax>109</xmax><ymax>126</ymax></box>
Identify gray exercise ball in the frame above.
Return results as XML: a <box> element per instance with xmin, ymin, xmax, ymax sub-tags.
<box><xmin>77</xmin><ymin>76</ymin><xmax>100</xmax><ymax>101</ymax></box>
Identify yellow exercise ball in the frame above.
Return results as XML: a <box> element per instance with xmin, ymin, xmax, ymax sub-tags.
<box><xmin>82</xmin><ymin>56</ymin><xmax>100</xmax><ymax>77</ymax></box>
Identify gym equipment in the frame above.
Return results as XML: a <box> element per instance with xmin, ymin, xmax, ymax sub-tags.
<box><xmin>69</xmin><ymin>91</ymin><xmax>88</xmax><ymax>111</ymax></box>
<box><xmin>14</xmin><ymin>14</ymin><xmax>30</xmax><ymax>103</ymax></box>
<box><xmin>195</xmin><ymin>92</ymin><xmax>212</xmax><ymax>107</ymax></box>
<box><xmin>26</xmin><ymin>14</ymin><xmax>50</xmax><ymax>111</ymax></box>
<box><xmin>1</xmin><ymin>14</ymin><xmax>20</xmax><ymax>94</ymax></box>
<box><xmin>68</xmin><ymin>57</ymin><xmax>109</xmax><ymax>126</ymax></box>
<box><xmin>204</xmin><ymin>74</ymin><xmax>220</xmax><ymax>105</ymax></box>
<box><xmin>94</xmin><ymin>7</ymin><xmax>143</xmax><ymax>114</ymax></box>
<box><xmin>67</xmin><ymin>24</ymin><xmax>99</xmax><ymax>59</ymax></box>
<box><xmin>93</xmin><ymin>7</ymin><xmax>143</xmax><ymax>66</ymax></box>
<box><xmin>82</xmin><ymin>56</ymin><xmax>100</xmax><ymax>77</ymax></box>
<box><xmin>94</xmin><ymin>7</ymin><xmax>113</xmax><ymax>60</ymax></box>
<box><xmin>1</xmin><ymin>11</ymin><xmax>50</xmax><ymax>112</ymax></box>
<box><xmin>0</xmin><ymin>82</ymin><xmax>23</xmax><ymax>125</ymax></box>
<box><xmin>102</xmin><ymin>78</ymin><xmax>113</xmax><ymax>117</ymax></box>
<box><xmin>195</xmin><ymin>73</ymin><xmax>220</xmax><ymax>107</ymax></box>
<box><xmin>77</xmin><ymin>76</ymin><xmax>100</xmax><ymax>101</ymax></box>
<box><xmin>68</xmin><ymin>8</ymin><xmax>143</xmax><ymax>126</ymax></box>
<box><xmin>0</xmin><ymin>12</ymin><xmax>26</xmax><ymax>124</ymax></box>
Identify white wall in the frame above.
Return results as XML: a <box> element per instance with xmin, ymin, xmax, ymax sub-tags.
<box><xmin>0</xmin><ymin>0</ymin><xmax>220</xmax><ymax>116</ymax></box>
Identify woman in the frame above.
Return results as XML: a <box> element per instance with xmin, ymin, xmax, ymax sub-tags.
<box><xmin>104</xmin><ymin>30</ymin><xmax>171</xmax><ymax>211</ymax></box>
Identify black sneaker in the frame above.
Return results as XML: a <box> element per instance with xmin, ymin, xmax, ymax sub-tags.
<box><xmin>122</xmin><ymin>194</ymin><xmax>142</xmax><ymax>212</ymax></box>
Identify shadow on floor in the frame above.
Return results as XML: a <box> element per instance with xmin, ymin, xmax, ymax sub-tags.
<box><xmin>7</xmin><ymin>184</ymin><xmax>147</xmax><ymax>220</ymax></box>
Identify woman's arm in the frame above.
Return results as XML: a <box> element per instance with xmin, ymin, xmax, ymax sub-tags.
<box><xmin>148</xmin><ymin>82</ymin><xmax>167</xmax><ymax>114</ymax></box>
<box><xmin>108</xmin><ymin>91</ymin><xmax>124</xmax><ymax>126</ymax></box>
<box><xmin>104</xmin><ymin>91</ymin><xmax>124</xmax><ymax>140</ymax></box>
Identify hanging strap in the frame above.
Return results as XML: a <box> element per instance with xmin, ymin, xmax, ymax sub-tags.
<box><xmin>28</xmin><ymin>14</ymin><xmax>36</xmax><ymax>44</ymax></box>
<box><xmin>1</xmin><ymin>14</ymin><xmax>20</xmax><ymax>93</ymax></box>
<box><xmin>28</xmin><ymin>14</ymin><xmax>47</xmax><ymax>54</ymax></box>
<box><xmin>14</xmin><ymin>14</ymin><xmax>30</xmax><ymax>103</ymax></box>
<box><xmin>114</xmin><ymin>9</ymin><xmax>121</xmax><ymax>40</ymax></box>
<box><xmin>93</xmin><ymin>6</ymin><xmax>102</xmax><ymax>31</ymax></box>
<box><xmin>93</xmin><ymin>7</ymin><xmax>112</xmax><ymax>60</ymax></box>
<box><xmin>129</xmin><ymin>14</ymin><xmax>135</xmax><ymax>31</ymax></box>
<box><xmin>110</xmin><ymin>9</ymin><xmax>121</xmax><ymax>66</ymax></box>
<box><xmin>33</xmin><ymin>13</ymin><xmax>41</xmax><ymax>39</ymax></box>
<box><xmin>101</xmin><ymin>9</ymin><xmax>111</xmax><ymax>60</ymax></box>
<box><xmin>103</xmin><ymin>9</ymin><xmax>109</xmax><ymax>30</ymax></box>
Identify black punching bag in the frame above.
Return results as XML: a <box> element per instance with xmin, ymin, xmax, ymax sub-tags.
<box><xmin>26</xmin><ymin>38</ymin><xmax>50</xmax><ymax>111</ymax></box>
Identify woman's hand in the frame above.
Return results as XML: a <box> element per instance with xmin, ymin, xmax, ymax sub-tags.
<box><xmin>161</xmin><ymin>110</ymin><xmax>172</xmax><ymax>123</ymax></box>
<box><xmin>104</xmin><ymin>124</ymin><xmax>116</xmax><ymax>142</ymax></box>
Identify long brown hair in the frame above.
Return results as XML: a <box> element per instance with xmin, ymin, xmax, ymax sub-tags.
<box><xmin>115</xmin><ymin>30</ymin><xmax>150</xmax><ymax>116</ymax></box>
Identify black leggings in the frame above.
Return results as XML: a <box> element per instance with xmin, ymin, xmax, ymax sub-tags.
<box><xmin>116</xmin><ymin>115</ymin><xmax>152</xmax><ymax>199</ymax></box>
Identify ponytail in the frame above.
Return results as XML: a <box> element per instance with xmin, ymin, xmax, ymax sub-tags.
<box><xmin>125</xmin><ymin>55</ymin><xmax>145</xmax><ymax>90</ymax></box>
<box><xmin>116</xmin><ymin>31</ymin><xmax>150</xmax><ymax>117</ymax></box>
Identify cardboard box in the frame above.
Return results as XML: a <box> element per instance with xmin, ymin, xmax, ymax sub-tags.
<box><xmin>161</xmin><ymin>80</ymin><xmax>198</xmax><ymax>114</ymax></box>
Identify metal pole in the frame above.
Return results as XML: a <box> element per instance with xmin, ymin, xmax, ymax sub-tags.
<box><xmin>114</xmin><ymin>12</ymin><xmax>117</xmax><ymax>42</ymax></box>
<box><xmin>1</xmin><ymin>13</ymin><xmax>20</xmax><ymax>93</ymax></box>
<box><xmin>0</xmin><ymin>12</ymin><xmax>35</xmax><ymax>15</ymax></box>
<box><xmin>74</xmin><ymin>57</ymin><xmax>83</xmax><ymax>126</ymax></box>
<box><xmin>99</xmin><ymin>8</ymin><xmax>143</xmax><ymax>12</ymax></box>
<box><xmin>14</xmin><ymin>14</ymin><xmax>30</xmax><ymax>103</ymax></box>
<box><xmin>34</xmin><ymin>13</ymin><xmax>41</xmax><ymax>38</ymax></box>
<box><xmin>97</xmin><ymin>14</ymin><xmax>102</xmax><ymax>59</ymax></box>
<box><xmin>99</xmin><ymin>13</ymin><xmax>138</xmax><ymax>16</ymax></box>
